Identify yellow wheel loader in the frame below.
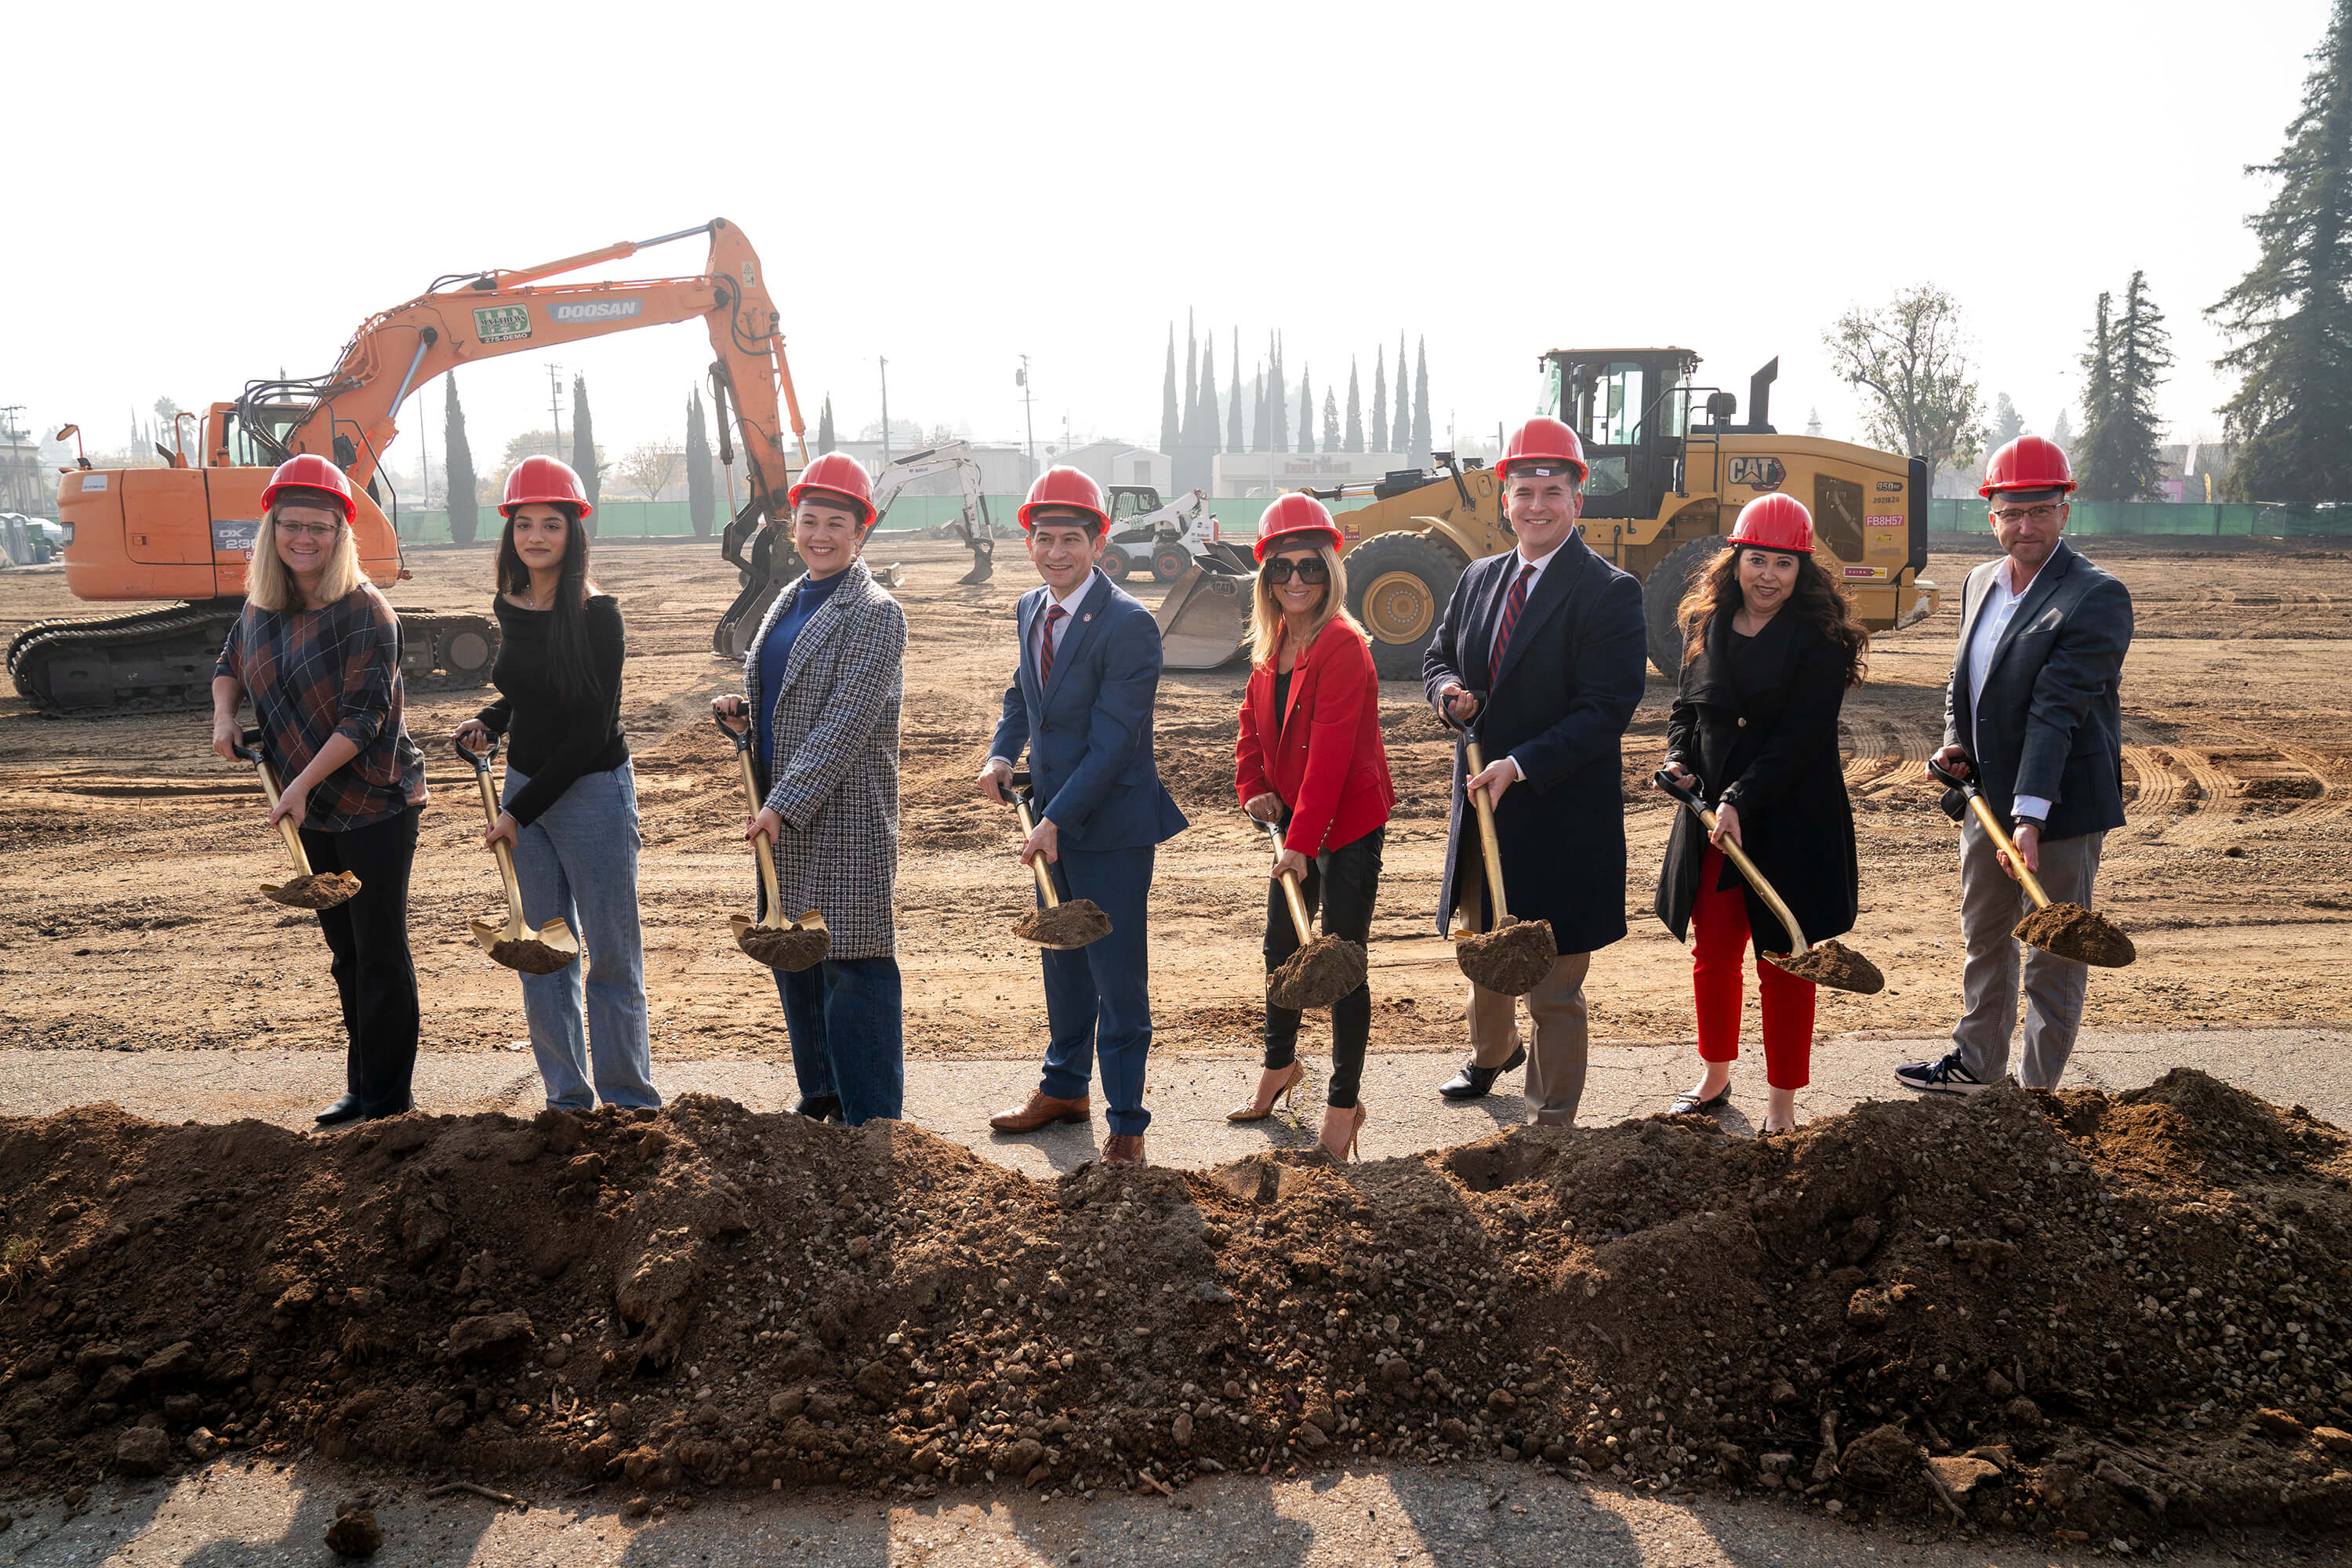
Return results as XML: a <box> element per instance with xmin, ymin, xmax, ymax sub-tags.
<box><xmin>1155</xmin><ymin>347</ymin><xmax>1940</xmax><ymax>677</ymax></box>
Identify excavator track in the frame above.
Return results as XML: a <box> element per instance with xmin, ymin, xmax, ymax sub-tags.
<box><xmin>6</xmin><ymin>603</ymin><xmax>498</xmax><ymax>716</ymax></box>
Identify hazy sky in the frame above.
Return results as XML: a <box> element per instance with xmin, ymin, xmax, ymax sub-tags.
<box><xmin>5</xmin><ymin>0</ymin><xmax>2329</xmax><ymax>485</ymax></box>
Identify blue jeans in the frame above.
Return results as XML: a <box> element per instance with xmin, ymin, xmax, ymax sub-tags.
<box><xmin>772</xmin><ymin>957</ymin><xmax>904</xmax><ymax>1125</ymax></box>
<box><xmin>503</xmin><ymin>762</ymin><xmax>659</xmax><ymax>1110</ymax></box>
<box><xmin>1038</xmin><ymin>844</ymin><xmax>1155</xmax><ymax>1137</ymax></box>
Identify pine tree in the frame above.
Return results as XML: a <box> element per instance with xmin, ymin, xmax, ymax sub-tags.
<box><xmin>1345</xmin><ymin>359</ymin><xmax>1364</xmax><ymax>452</ymax></box>
<box><xmin>816</xmin><ymin>395</ymin><xmax>836</xmax><ymax>455</ymax></box>
<box><xmin>1806</xmin><ymin>406</ymin><xmax>1824</xmax><ymax>437</ymax></box>
<box><xmin>1370</xmin><ymin>348</ymin><xmax>1388</xmax><ymax>456</ymax></box>
<box><xmin>1410</xmin><ymin>337</ymin><xmax>1432</xmax><ymax>464</ymax></box>
<box><xmin>1160</xmin><ymin>325</ymin><xmax>1181</xmax><ymax>460</ymax></box>
<box><xmin>1228</xmin><ymin>328</ymin><xmax>1244</xmax><ymax>455</ymax></box>
<box><xmin>2049</xmin><ymin>408</ymin><xmax>2074</xmax><ymax>453</ymax></box>
<box><xmin>2074</xmin><ymin>292</ymin><xmax>2123</xmax><ymax>499</ymax></box>
<box><xmin>1987</xmin><ymin>393</ymin><xmax>2025</xmax><ymax>452</ymax></box>
<box><xmin>685</xmin><ymin>390</ymin><xmax>716</xmax><ymax>538</ymax></box>
<box><xmin>1390</xmin><ymin>332</ymin><xmax>1410</xmax><ymax>455</ymax></box>
<box><xmin>445</xmin><ymin>376</ymin><xmax>479</xmax><ymax>546</ymax></box>
<box><xmin>571</xmin><ymin>373</ymin><xmax>600</xmax><ymax>533</ymax></box>
<box><xmin>2103</xmin><ymin>271</ymin><xmax>2175</xmax><ymax>500</ymax></box>
<box><xmin>1296</xmin><ymin>365</ymin><xmax>1313</xmax><ymax>456</ymax></box>
<box><xmin>2209</xmin><ymin>1</ymin><xmax>2352</xmax><ymax>504</ymax></box>
<box><xmin>1323</xmin><ymin>389</ymin><xmax>1341</xmax><ymax>453</ymax></box>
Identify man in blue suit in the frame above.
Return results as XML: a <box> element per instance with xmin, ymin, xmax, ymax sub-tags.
<box><xmin>977</xmin><ymin>466</ymin><xmax>1187</xmax><ymax>1165</ymax></box>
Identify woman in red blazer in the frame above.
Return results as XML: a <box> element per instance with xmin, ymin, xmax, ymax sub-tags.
<box><xmin>1229</xmin><ymin>493</ymin><xmax>1396</xmax><ymax>1158</ymax></box>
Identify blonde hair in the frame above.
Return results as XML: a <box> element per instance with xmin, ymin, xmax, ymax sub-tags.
<box><xmin>1248</xmin><ymin>539</ymin><xmax>1360</xmax><ymax>666</ymax></box>
<box><xmin>247</xmin><ymin>492</ymin><xmax>365</xmax><ymax>612</ymax></box>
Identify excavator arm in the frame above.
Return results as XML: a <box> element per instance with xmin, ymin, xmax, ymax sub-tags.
<box><xmin>869</xmin><ymin>443</ymin><xmax>996</xmax><ymax>584</ymax></box>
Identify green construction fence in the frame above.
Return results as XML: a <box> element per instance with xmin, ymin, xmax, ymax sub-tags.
<box><xmin>388</xmin><ymin>493</ymin><xmax>1351</xmax><ymax>544</ymax></box>
<box><xmin>1929</xmin><ymin>499</ymin><xmax>2352</xmax><ymax>538</ymax></box>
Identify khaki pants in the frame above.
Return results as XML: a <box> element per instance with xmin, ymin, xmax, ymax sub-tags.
<box><xmin>1953</xmin><ymin>815</ymin><xmax>2105</xmax><ymax>1090</ymax></box>
<box><xmin>1461</xmin><ymin>880</ymin><xmax>1592</xmax><ymax>1126</ymax></box>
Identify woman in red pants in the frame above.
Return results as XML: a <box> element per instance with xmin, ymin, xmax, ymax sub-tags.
<box><xmin>1653</xmin><ymin>494</ymin><xmax>1868</xmax><ymax>1131</ymax></box>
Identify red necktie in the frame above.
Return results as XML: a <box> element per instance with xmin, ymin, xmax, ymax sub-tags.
<box><xmin>1039</xmin><ymin>605</ymin><xmax>1068</xmax><ymax>688</ymax></box>
<box><xmin>1490</xmin><ymin>563</ymin><xmax>1536</xmax><ymax>673</ymax></box>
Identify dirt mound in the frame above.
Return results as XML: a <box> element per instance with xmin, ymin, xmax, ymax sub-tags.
<box><xmin>2013</xmin><ymin>904</ymin><xmax>2136</xmax><ymax>967</ymax></box>
<box><xmin>2</xmin><ymin>1078</ymin><xmax>2350</xmax><ymax>1540</ymax></box>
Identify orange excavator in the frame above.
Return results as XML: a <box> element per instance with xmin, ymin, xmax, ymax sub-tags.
<box><xmin>12</xmin><ymin>219</ymin><xmax>810</xmax><ymax>714</ymax></box>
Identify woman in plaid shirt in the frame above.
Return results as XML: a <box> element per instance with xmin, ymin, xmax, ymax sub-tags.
<box><xmin>211</xmin><ymin>456</ymin><xmax>426</xmax><ymax>1127</ymax></box>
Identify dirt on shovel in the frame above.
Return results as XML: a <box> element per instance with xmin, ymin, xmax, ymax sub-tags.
<box><xmin>488</xmin><ymin>937</ymin><xmax>579</xmax><ymax>976</ymax></box>
<box><xmin>1458</xmin><ymin>916</ymin><xmax>1556</xmax><ymax>996</ymax></box>
<box><xmin>264</xmin><ymin>870</ymin><xmax>361</xmax><ymax>911</ymax></box>
<box><xmin>2015</xmin><ymin>902</ymin><xmax>2137</xmax><ymax>967</ymax></box>
<box><xmin>1268</xmin><ymin>936</ymin><xmax>1367</xmax><ymax>1011</ymax></box>
<box><xmin>1772</xmin><ymin>938</ymin><xmax>1886</xmax><ymax>993</ymax></box>
<box><xmin>1014</xmin><ymin>901</ymin><xmax>1113</xmax><ymax>948</ymax></box>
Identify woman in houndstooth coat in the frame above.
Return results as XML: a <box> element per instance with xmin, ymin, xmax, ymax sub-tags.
<box><xmin>713</xmin><ymin>464</ymin><xmax>907</xmax><ymax>1126</ymax></box>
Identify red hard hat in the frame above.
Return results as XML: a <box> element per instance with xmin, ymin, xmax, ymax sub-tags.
<box><xmin>1497</xmin><ymin>416</ymin><xmax>1589</xmax><ymax>483</ymax></box>
<box><xmin>260</xmin><ymin>453</ymin><xmax>354</xmax><ymax>521</ymax></box>
<box><xmin>1979</xmin><ymin>435</ymin><xmax>2075</xmax><ymax>498</ymax></box>
<box><xmin>500</xmin><ymin>454</ymin><xmax>594</xmax><ymax>519</ymax></box>
<box><xmin>1728</xmin><ymin>492</ymin><xmax>1815</xmax><ymax>554</ymax></box>
<box><xmin>787</xmin><ymin>452</ymin><xmax>877</xmax><ymax>524</ymax></box>
<box><xmin>1252</xmin><ymin>492</ymin><xmax>1345</xmax><ymax>561</ymax></box>
<box><xmin>1018</xmin><ymin>466</ymin><xmax>1108</xmax><ymax>532</ymax></box>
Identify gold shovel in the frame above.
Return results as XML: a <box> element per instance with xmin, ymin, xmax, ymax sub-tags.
<box><xmin>1007</xmin><ymin>771</ymin><xmax>1112</xmax><ymax>949</ymax></box>
<box><xmin>713</xmin><ymin>713</ymin><xmax>830</xmax><ymax>971</ymax></box>
<box><xmin>1927</xmin><ymin>754</ymin><xmax>2135</xmax><ymax>967</ymax></box>
<box><xmin>1653</xmin><ymin>768</ymin><xmax>1886</xmax><ymax>993</ymax></box>
<box><xmin>230</xmin><ymin>729</ymin><xmax>359</xmax><ymax>910</ymax></box>
<box><xmin>454</xmin><ymin>735</ymin><xmax>580</xmax><ymax>975</ymax></box>
<box><xmin>1453</xmin><ymin>739</ymin><xmax>1557</xmax><ymax>996</ymax></box>
<box><xmin>1259</xmin><ymin>816</ymin><xmax>1366</xmax><ymax>1009</ymax></box>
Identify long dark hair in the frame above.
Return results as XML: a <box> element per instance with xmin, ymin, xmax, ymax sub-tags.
<box><xmin>495</xmin><ymin>503</ymin><xmax>601</xmax><ymax>702</ymax></box>
<box><xmin>1675</xmin><ymin>545</ymin><xmax>1869</xmax><ymax>685</ymax></box>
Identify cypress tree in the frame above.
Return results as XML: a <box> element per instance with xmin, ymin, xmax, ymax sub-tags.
<box><xmin>1389</xmin><ymin>332</ymin><xmax>1410</xmax><ymax>455</ymax></box>
<box><xmin>1370</xmin><ymin>348</ymin><xmax>1388</xmax><ymax>456</ymax></box>
<box><xmin>1267</xmin><ymin>336</ymin><xmax>1289</xmax><ymax>455</ymax></box>
<box><xmin>1160</xmin><ymin>325</ymin><xmax>1181</xmax><ymax>460</ymax></box>
<box><xmin>1229</xmin><ymin>359</ymin><xmax>1245</xmax><ymax>457</ymax></box>
<box><xmin>816</xmin><ymin>394</ymin><xmax>837</xmax><ymax>455</ymax></box>
<box><xmin>686</xmin><ymin>388</ymin><xmax>715</xmax><ymax>538</ymax></box>
<box><xmin>445</xmin><ymin>375</ymin><xmax>478</xmax><ymax>546</ymax></box>
<box><xmin>1183</xmin><ymin>312</ymin><xmax>1199</xmax><ymax>445</ymax></box>
<box><xmin>1296</xmin><ymin>365</ymin><xmax>1312</xmax><ymax>456</ymax></box>
<box><xmin>2210</xmin><ymin>0</ymin><xmax>2352</xmax><ymax>506</ymax></box>
<box><xmin>1180</xmin><ymin>325</ymin><xmax>1210</xmax><ymax>492</ymax></box>
<box><xmin>1345</xmin><ymin>359</ymin><xmax>1363</xmax><ymax>452</ymax></box>
<box><xmin>571</xmin><ymin>373</ymin><xmax>600</xmax><ymax>533</ymax></box>
<box><xmin>1323</xmin><ymin>388</ymin><xmax>1341</xmax><ymax>453</ymax></box>
<box><xmin>1198</xmin><ymin>334</ymin><xmax>1221</xmax><ymax>468</ymax></box>
<box><xmin>1410</xmin><ymin>337</ymin><xmax>1432</xmax><ymax>464</ymax></box>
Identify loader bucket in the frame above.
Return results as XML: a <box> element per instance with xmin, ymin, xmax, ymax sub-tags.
<box><xmin>1154</xmin><ymin>562</ymin><xmax>1250</xmax><ymax>670</ymax></box>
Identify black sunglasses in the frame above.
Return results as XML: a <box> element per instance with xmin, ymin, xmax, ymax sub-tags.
<box><xmin>1261</xmin><ymin>556</ymin><xmax>1330</xmax><ymax>585</ymax></box>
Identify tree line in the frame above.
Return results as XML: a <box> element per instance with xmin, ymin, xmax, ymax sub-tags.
<box><xmin>1158</xmin><ymin>318</ymin><xmax>1433</xmax><ymax>493</ymax></box>
<box><xmin>440</xmin><ymin>374</ymin><xmax>724</xmax><ymax>545</ymax></box>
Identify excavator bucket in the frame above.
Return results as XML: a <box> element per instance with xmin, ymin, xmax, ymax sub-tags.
<box><xmin>956</xmin><ymin>543</ymin><xmax>994</xmax><ymax>585</ymax></box>
<box><xmin>1153</xmin><ymin>559</ymin><xmax>1250</xmax><ymax>670</ymax></box>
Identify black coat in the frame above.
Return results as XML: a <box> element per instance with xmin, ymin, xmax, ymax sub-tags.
<box><xmin>1421</xmin><ymin>535</ymin><xmax>1648</xmax><ymax>956</ymax></box>
<box><xmin>1655</xmin><ymin>607</ymin><xmax>1857</xmax><ymax>956</ymax></box>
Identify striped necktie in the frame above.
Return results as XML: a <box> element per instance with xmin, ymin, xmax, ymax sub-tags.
<box><xmin>1490</xmin><ymin>562</ymin><xmax>1537</xmax><ymax>673</ymax></box>
<box><xmin>1039</xmin><ymin>605</ymin><xmax>1068</xmax><ymax>688</ymax></box>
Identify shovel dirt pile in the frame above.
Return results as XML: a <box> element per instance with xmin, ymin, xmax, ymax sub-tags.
<box><xmin>455</xmin><ymin>735</ymin><xmax>580</xmax><ymax>975</ymax></box>
<box><xmin>229</xmin><ymin>728</ymin><xmax>359</xmax><ymax>911</ymax></box>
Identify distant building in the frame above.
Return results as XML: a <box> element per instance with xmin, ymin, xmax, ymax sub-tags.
<box><xmin>1214</xmin><ymin>451</ymin><xmax>1406</xmax><ymax>498</ymax></box>
<box><xmin>0</xmin><ymin>413</ymin><xmax>51</xmax><ymax>517</ymax></box>
<box><xmin>1051</xmin><ymin>441</ymin><xmax>1171</xmax><ymax>496</ymax></box>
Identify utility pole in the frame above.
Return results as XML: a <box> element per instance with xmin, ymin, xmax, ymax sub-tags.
<box><xmin>1016</xmin><ymin>355</ymin><xmax>1036</xmax><ymax>483</ymax></box>
<box><xmin>547</xmin><ymin>365</ymin><xmax>564</xmax><ymax>454</ymax></box>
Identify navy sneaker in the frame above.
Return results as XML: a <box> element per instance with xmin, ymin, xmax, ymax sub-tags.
<box><xmin>1893</xmin><ymin>1052</ymin><xmax>1990</xmax><ymax>1095</ymax></box>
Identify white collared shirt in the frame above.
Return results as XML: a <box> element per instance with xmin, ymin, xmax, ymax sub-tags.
<box><xmin>1966</xmin><ymin>552</ymin><xmax>2053</xmax><ymax>822</ymax></box>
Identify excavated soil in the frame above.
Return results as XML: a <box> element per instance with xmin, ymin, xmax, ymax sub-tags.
<box><xmin>1014</xmin><ymin>902</ymin><xmax>1112</xmax><ymax>949</ymax></box>
<box><xmin>1774</xmin><ymin>940</ymin><xmax>1886</xmax><ymax>995</ymax></box>
<box><xmin>1266</xmin><ymin>937</ymin><xmax>1367</xmax><ymax>1011</ymax></box>
<box><xmin>2015</xmin><ymin>905</ymin><xmax>2139</xmax><ymax>968</ymax></box>
<box><xmin>263</xmin><ymin>872</ymin><xmax>361</xmax><ymax>913</ymax></box>
<box><xmin>1457</xmin><ymin>919</ymin><xmax>1557</xmax><ymax>996</ymax></box>
<box><xmin>7</xmin><ymin>1070</ymin><xmax>2345</xmax><ymax>1537</ymax></box>
<box><xmin>736</xmin><ymin>924</ymin><xmax>831</xmax><ymax>973</ymax></box>
<box><xmin>486</xmin><ymin>938</ymin><xmax>579</xmax><ymax>978</ymax></box>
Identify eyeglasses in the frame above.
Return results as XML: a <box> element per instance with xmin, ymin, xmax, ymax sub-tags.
<box><xmin>1261</xmin><ymin>556</ymin><xmax>1330</xmax><ymax>585</ymax></box>
<box><xmin>276</xmin><ymin>521</ymin><xmax>342</xmax><ymax>539</ymax></box>
<box><xmin>1990</xmin><ymin>504</ymin><xmax>2063</xmax><ymax>525</ymax></box>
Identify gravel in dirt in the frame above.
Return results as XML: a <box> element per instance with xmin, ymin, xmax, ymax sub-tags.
<box><xmin>2014</xmin><ymin>905</ymin><xmax>2138</xmax><ymax>968</ymax></box>
<box><xmin>4</xmin><ymin>1069</ymin><xmax>2346</xmax><ymax>1541</ymax></box>
<box><xmin>1013</xmin><ymin>901</ymin><xmax>1112</xmax><ymax>949</ymax></box>
<box><xmin>1456</xmin><ymin>919</ymin><xmax>1556</xmax><ymax>996</ymax></box>
<box><xmin>1774</xmin><ymin>939</ymin><xmax>1886</xmax><ymax>994</ymax></box>
<box><xmin>1266</xmin><ymin>937</ymin><xmax>1367</xmax><ymax>1011</ymax></box>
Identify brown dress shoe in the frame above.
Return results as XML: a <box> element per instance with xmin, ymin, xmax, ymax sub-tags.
<box><xmin>1101</xmin><ymin>1133</ymin><xmax>1145</xmax><ymax>1166</ymax></box>
<box><xmin>989</xmin><ymin>1091</ymin><xmax>1090</xmax><ymax>1133</ymax></box>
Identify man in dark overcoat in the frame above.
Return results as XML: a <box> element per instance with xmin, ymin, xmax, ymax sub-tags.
<box><xmin>1421</xmin><ymin>416</ymin><xmax>1647</xmax><ymax>1124</ymax></box>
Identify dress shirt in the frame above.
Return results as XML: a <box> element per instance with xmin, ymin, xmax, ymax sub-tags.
<box><xmin>1491</xmin><ymin>539</ymin><xmax>1568</xmax><ymax>783</ymax></box>
<box><xmin>1966</xmin><ymin>554</ymin><xmax>2053</xmax><ymax>822</ymax></box>
<box><xmin>989</xmin><ymin>579</ymin><xmax>1098</xmax><ymax>779</ymax></box>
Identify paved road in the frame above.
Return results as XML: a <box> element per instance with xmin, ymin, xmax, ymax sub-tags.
<box><xmin>2</xmin><ymin>1027</ymin><xmax>2341</xmax><ymax>1175</ymax></box>
<box><xmin>0</xmin><ymin>1454</ymin><xmax>2319</xmax><ymax>1567</ymax></box>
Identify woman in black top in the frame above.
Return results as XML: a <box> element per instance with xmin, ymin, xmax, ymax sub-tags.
<box><xmin>452</xmin><ymin>457</ymin><xmax>658</xmax><ymax>1110</ymax></box>
<box><xmin>1653</xmin><ymin>494</ymin><xmax>1867</xmax><ymax>1132</ymax></box>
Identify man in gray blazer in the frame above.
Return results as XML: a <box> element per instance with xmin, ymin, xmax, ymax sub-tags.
<box><xmin>1897</xmin><ymin>437</ymin><xmax>2132</xmax><ymax>1094</ymax></box>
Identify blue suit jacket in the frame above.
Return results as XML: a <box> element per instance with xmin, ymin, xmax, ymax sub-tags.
<box><xmin>989</xmin><ymin>569</ymin><xmax>1187</xmax><ymax>852</ymax></box>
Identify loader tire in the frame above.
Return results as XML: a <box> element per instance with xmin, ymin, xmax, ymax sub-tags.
<box><xmin>1642</xmin><ymin>537</ymin><xmax>1723</xmax><ymax>678</ymax></box>
<box><xmin>1346</xmin><ymin>532</ymin><xmax>1469</xmax><ymax>682</ymax></box>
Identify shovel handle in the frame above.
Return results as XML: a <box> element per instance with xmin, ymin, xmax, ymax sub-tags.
<box><xmin>456</xmin><ymin>734</ymin><xmax>528</xmax><ymax>930</ymax></box>
<box><xmin>1463</xmin><ymin>741</ymin><xmax>1513</xmax><ymax>923</ymax></box>
<box><xmin>1012</xmin><ymin>795</ymin><xmax>1061</xmax><ymax>908</ymax></box>
<box><xmin>1260</xmin><ymin>817</ymin><xmax>1314</xmax><ymax>945</ymax></box>
<box><xmin>243</xmin><ymin>751</ymin><xmax>315</xmax><ymax>878</ymax></box>
<box><xmin>1925</xmin><ymin>753</ymin><xmax>2054</xmax><ymax>909</ymax></box>
<box><xmin>1652</xmin><ymin>767</ymin><xmax>1811</xmax><ymax>953</ymax></box>
<box><xmin>732</xmin><ymin>743</ymin><xmax>786</xmax><ymax>925</ymax></box>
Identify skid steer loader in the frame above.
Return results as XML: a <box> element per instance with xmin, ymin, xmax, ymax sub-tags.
<box><xmin>1155</xmin><ymin>348</ymin><xmax>1939</xmax><ymax>677</ymax></box>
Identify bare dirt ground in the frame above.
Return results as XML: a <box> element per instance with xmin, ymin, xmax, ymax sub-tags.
<box><xmin>1</xmin><ymin>535</ymin><xmax>2347</xmax><ymax>1067</ymax></box>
